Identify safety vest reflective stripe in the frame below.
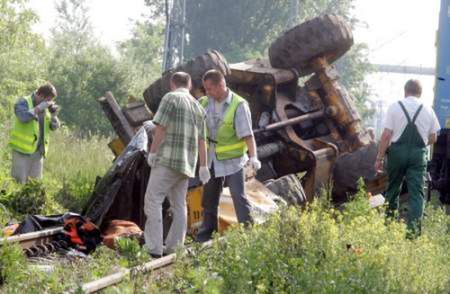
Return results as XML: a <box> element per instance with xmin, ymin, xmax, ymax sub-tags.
<box><xmin>9</xmin><ymin>132</ymin><xmax>36</xmax><ymax>153</ymax></box>
<box><xmin>215</xmin><ymin>141</ymin><xmax>247</xmax><ymax>153</ymax></box>
<box><xmin>10</xmin><ymin>131</ymin><xmax>36</xmax><ymax>144</ymax></box>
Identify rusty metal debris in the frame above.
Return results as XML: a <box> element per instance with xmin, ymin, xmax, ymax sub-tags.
<box><xmin>140</xmin><ymin>14</ymin><xmax>386</xmax><ymax>203</ymax></box>
<box><xmin>0</xmin><ymin>227</ymin><xmax>68</xmax><ymax>257</ymax></box>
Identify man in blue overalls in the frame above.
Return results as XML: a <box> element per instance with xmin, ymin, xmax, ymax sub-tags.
<box><xmin>375</xmin><ymin>79</ymin><xmax>440</xmax><ymax>237</ymax></box>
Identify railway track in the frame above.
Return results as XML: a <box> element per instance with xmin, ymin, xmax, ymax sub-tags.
<box><xmin>0</xmin><ymin>226</ymin><xmax>69</xmax><ymax>257</ymax></box>
<box><xmin>1</xmin><ymin>227</ymin><xmax>214</xmax><ymax>293</ymax></box>
<box><xmin>80</xmin><ymin>253</ymin><xmax>176</xmax><ymax>293</ymax></box>
<box><xmin>79</xmin><ymin>240</ymin><xmax>215</xmax><ymax>293</ymax></box>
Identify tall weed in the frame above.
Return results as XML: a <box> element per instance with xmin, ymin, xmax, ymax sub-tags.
<box><xmin>0</xmin><ymin>125</ymin><xmax>113</xmax><ymax>221</ymax></box>
<box><xmin>156</xmin><ymin>187</ymin><xmax>450</xmax><ymax>293</ymax></box>
<box><xmin>45</xmin><ymin>127</ymin><xmax>113</xmax><ymax>212</ymax></box>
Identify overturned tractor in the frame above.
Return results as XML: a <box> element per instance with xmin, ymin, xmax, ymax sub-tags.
<box><xmin>86</xmin><ymin>14</ymin><xmax>386</xmax><ymax>236</ymax></box>
<box><xmin>143</xmin><ymin>14</ymin><xmax>385</xmax><ymax>204</ymax></box>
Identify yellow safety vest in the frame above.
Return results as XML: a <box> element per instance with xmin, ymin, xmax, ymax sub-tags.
<box><xmin>9</xmin><ymin>95</ymin><xmax>50</xmax><ymax>156</ymax></box>
<box><xmin>199</xmin><ymin>92</ymin><xmax>248</xmax><ymax>160</ymax></box>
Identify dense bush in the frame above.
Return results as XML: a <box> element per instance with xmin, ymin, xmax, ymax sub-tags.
<box><xmin>0</xmin><ymin>245</ymin><xmax>123</xmax><ymax>293</ymax></box>
<box><xmin>45</xmin><ymin>128</ymin><xmax>113</xmax><ymax>212</ymax></box>
<box><xmin>0</xmin><ymin>241</ymin><xmax>27</xmax><ymax>287</ymax></box>
<box><xmin>0</xmin><ymin>179</ymin><xmax>52</xmax><ymax>216</ymax></box>
<box><xmin>0</xmin><ymin>179</ymin><xmax>449</xmax><ymax>292</ymax></box>
<box><xmin>153</xmin><ymin>191</ymin><xmax>450</xmax><ymax>293</ymax></box>
<box><xmin>0</xmin><ymin>126</ymin><xmax>112</xmax><ymax>219</ymax></box>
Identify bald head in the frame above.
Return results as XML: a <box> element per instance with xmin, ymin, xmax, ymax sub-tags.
<box><xmin>404</xmin><ymin>79</ymin><xmax>422</xmax><ymax>98</ymax></box>
<box><xmin>170</xmin><ymin>72</ymin><xmax>191</xmax><ymax>90</ymax></box>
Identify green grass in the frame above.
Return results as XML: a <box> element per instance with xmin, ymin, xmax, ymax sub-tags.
<box><xmin>0</xmin><ymin>124</ymin><xmax>113</xmax><ymax>219</ymax></box>
<box><xmin>44</xmin><ymin>127</ymin><xmax>113</xmax><ymax>184</ymax></box>
<box><xmin>0</xmin><ymin>245</ymin><xmax>123</xmax><ymax>293</ymax></box>
<box><xmin>0</xmin><ymin>174</ymin><xmax>449</xmax><ymax>293</ymax></box>
<box><xmin>150</xmin><ymin>190</ymin><xmax>450</xmax><ymax>293</ymax></box>
<box><xmin>44</xmin><ymin>127</ymin><xmax>113</xmax><ymax>212</ymax></box>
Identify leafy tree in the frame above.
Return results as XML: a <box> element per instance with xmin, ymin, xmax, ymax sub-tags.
<box><xmin>48</xmin><ymin>0</ymin><xmax>129</xmax><ymax>135</ymax></box>
<box><xmin>145</xmin><ymin>0</ymin><xmax>373</xmax><ymax>121</ymax></box>
<box><xmin>145</xmin><ymin>0</ymin><xmax>358</xmax><ymax>61</ymax></box>
<box><xmin>118</xmin><ymin>20</ymin><xmax>164</xmax><ymax>98</ymax></box>
<box><xmin>0</xmin><ymin>0</ymin><xmax>48</xmax><ymax>125</ymax></box>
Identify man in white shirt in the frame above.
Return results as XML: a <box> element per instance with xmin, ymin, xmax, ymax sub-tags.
<box><xmin>375</xmin><ymin>79</ymin><xmax>440</xmax><ymax>237</ymax></box>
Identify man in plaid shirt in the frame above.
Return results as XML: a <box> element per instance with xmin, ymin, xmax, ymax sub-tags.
<box><xmin>144</xmin><ymin>72</ymin><xmax>210</xmax><ymax>258</ymax></box>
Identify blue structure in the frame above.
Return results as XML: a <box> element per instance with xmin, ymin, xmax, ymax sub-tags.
<box><xmin>434</xmin><ymin>0</ymin><xmax>450</xmax><ymax>128</ymax></box>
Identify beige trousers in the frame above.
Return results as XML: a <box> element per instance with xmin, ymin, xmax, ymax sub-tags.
<box><xmin>144</xmin><ymin>164</ymin><xmax>188</xmax><ymax>256</ymax></box>
<box><xmin>11</xmin><ymin>150</ymin><xmax>43</xmax><ymax>183</ymax></box>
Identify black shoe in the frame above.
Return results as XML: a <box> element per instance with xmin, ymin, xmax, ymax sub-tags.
<box><xmin>195</xmin><ymin>230</ymin><xmax>213</xmax><ymax>243</ymax></box>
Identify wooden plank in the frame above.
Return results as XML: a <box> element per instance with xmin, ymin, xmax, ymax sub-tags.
<box><xmin>123</xmin><ymin>101</ymin><xmax>153</xmax><ymax>127</ymax></box>
<box><xmin>98</xmin><ymin>91</ymin><xmax>134</xmax><ymax>145</ymax></box>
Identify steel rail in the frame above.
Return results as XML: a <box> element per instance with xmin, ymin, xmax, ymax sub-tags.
<box><xmin>80</xmin><ymin>239</ymin><xmax>216</xmax><ymax>293</ymax></box>
<box><xmin>0</xmin><ymin>227</ymin><xmax>64</xmax><ymax>250</ymax></box>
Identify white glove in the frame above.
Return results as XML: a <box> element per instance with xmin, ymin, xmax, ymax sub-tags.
<box><xmin>147</xmin><ymin>153</ymin><xmax>157</xmax><ymax>167</ymax></box>
<box><xmin>199</xmin><ymin>166</ymin><xmax>211</xmax><ymax>185</ymax></box>
<box><xmin>35</xmin><ymin>101</ymin><xmax>53</xmax><ymax>113</ymax></box>
<box><xmin>249</xmin><ymin>156</ymin><xmax>261</xmax><ymax>171</ymax></box>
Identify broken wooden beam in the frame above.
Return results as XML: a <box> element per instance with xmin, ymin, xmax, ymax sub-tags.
<box><xmin>98</xmin><ymin>91</ymin><xmax>135</xmax><ymax>145</ymax></box>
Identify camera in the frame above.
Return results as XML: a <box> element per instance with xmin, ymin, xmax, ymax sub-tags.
<box><xmin>49</xmin><ymin>104</ymin><xmax>59</xmax><ymax>114</ymax></box>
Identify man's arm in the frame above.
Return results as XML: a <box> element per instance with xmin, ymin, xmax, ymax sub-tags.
<box><xmin>428</xmin><ymin>108</ymin><xmax>441</xmax><ymax>146</ymax></box>
<box><xmin>198</xmin><ymin>138</ymin><xmax>207</xmax><ymax>166</ymax></box>
<box><xmin>149</xmin><ymin>93</ymin><xmax>174</xmax><ymax>153</ymax></box>
<box><xmin>149</xmin><ymin>124</ymin><xmax>167</xmax><ymax>153</ymax></box>
<box><xmin>428</xmin><ymin>133</ymin><xmax>437</xmax><ymax>146</ymax></box>
<box><xmin>244</xmin><ymin>135</ymin><xmax>257</xmax><ymax>158</ymax></box>
<box><xmin>197</xmin><ymin>111</ymin><xmax>208</xmax><ymax>167</ymax></box>
<box><xmin>375</xmin><ymin>128</ymin><xmax>393</xmax><ymax>172</ymax></box>
<box><xmin>14</xmin><ymin>98</ymin><xmax>36</xmax><ymax>123</ymax></box>
<box><xmin>197</xmin><ymin>137</ymin><xmax>210</xmax><ymax>184</ymax></box>
<box><xmin>235</xmin><ymin>102</ymin><xmax>261</xmax><ymax>170</ymax></box>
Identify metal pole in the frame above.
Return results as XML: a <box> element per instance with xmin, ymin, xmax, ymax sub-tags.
<box><xmin>162</xmin><ymin>0</ymin><xmax>172</xmax><ymax>71</ymax></box>
<box><xmin>287</xmin><ymin>0</ymin><xmax>299</xmax><ymax>28</ymax></box>
<box><xmin>253</xmin><ymin>110</ymin><xmax>324</xmax><ymax>134</ymax></box>
<box><xmin>179</xmin><ymin>0</ymin><xmax>186</xmax><ymax>64</ymax></box>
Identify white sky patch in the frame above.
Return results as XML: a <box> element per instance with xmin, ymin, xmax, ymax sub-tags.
<box><xmin>353</xmin><ymin>0</ymin><xmax>439</xmax><ymax>67</ymax></box>
<box><xmin>29</xmin><ymin>0</ymin><xmax>147</xmax><ymax>45</ymax></box>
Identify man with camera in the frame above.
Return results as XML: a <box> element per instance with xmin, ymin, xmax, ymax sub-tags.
<box><xmin>9</xmin><ymin>83</ymin><xmax>60</xmax><ymax>183</ymax></box>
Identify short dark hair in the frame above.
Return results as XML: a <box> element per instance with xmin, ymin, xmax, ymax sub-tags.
<box><xmin>202</xmin><ymin>69</ymin><xmax>225</xmax><ymax>85</ymax></box>
<box><xmin>170</xmin><ymin>72</ymin><xmax>191</xmax><ymax>88</ymax></box>
<box><xmin>36</xmin><ymin>82</ymin><xmax>57</xmax><ymax>98</ymax></box>
<box><xmin>404</xmin><ymin>79</ymin><xmax>422</xmax><ymax>97</ymax></box>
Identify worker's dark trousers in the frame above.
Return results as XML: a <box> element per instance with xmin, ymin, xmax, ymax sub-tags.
<box><xmin>196</xmin><ymin>167</ymin><xmax>252</xmax><ymax>242</ymax></box>
<box><xmin>386</xmin><ymin>145</ymin><xmax>427</xmax><ymax>237</ymax></box>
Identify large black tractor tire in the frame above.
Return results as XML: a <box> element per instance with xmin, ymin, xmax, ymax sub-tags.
<box><xmin>269</xmin><ymin>14</ymin><xmax>353</xmax><ymax>75</ymax></box>
<box><xmin>143</xmin><ymin>50</ymin><xmax>229</xmax><ymax>113</ymax></box>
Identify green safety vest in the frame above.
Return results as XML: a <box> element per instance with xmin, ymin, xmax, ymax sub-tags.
<box><xmin>200</xmin><ymin>93</ymin><xmax>248</xmax><ymax>160</ymax></box>
<box><xmin>9</xmin><ymin>95</ymin><xmax>50</xmax><ymax>156</ymax></box>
